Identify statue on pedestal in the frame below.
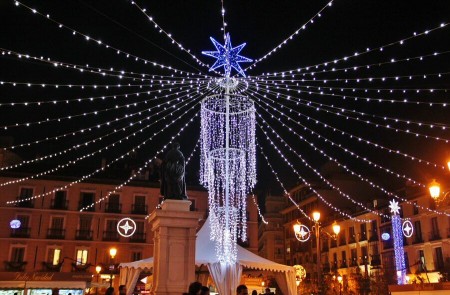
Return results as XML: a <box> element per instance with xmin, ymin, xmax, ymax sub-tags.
<box><xmin>160</xmin><ymin>142</ymin><xmax>188</xmax><ymax>200</ymax></box>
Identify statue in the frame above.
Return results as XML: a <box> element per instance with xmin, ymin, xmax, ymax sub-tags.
<box><xmin>160</xmin><ymin>142</ymin><xmax>188</xmax><ymax>200</ymax></box>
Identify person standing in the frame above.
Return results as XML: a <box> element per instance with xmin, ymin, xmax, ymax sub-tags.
<box><xmin>236</xmin><ymin>285</ymin><xmax>249</xmax><ymax>295</ymax></box>
<box><xmin>119</xmin><ymin>285</ymin><xmax>126</xmax><ymax>295</ymax></box>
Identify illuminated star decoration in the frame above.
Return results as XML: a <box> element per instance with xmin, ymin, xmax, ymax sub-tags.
<box><xmin>202</xmin><ymin>33</ymin><xmax>252</xmax><ymax>77</ymax></box>
<box><xmin>117</xmin><ymin>217</ymin><xmax>136</xmax><ymax>237</ymax></box>
<box><xmin>389</xmin><ymin>199</ymin><xmax>400</xmax><ymax>215</ymax></box>
<box><xmin>402</xmin><ymin>220</ymin><xmax>413</xmax><ymax>238</ymax></box>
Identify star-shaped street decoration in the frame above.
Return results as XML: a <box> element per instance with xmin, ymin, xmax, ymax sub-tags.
<box><xmin>117</xmin><ymin>217</ymin><xmax>137</xmax><ymax>237</ymax></box>
<box><xmin>402</xmin><ymin>220</ymin><xmax>413</xmax><ymax>238</ymax></box>
<box><xmin>202</xmin><ymin>33</ymin><xmax>252</xmax><ymax>77</ymax></box>
<box><xmin>389</xmin><ymin>199</ymin><xmax>400</xmax><ymax>215</ymax></box>
<box><xmin>294</xmin><ymin>224</ymin><xmax>311</xmax><ymax>242</ymax></box>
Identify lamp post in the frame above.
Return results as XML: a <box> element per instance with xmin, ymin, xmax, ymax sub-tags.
<box><xmin>95</xmin><ymin>265</ymin><xmax>102</xmax><ymax>295</ymax></box>
<box><xmin>109</xmin><ymin>248</ymin><xmax>117</xmax><ymax>288</ymax></box>
<box><xmin>337</xmin><ymin>275</ymin><xmax>343</xmax><ymax>295</ymax></box>
<box><xmin>294</xmin><ymin>212</ymin><xmax>340</xmax><ymax>295</ymax></box>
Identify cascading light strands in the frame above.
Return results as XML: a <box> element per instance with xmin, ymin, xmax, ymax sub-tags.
<box><xmin>200</xmin><ymin>93</ymin><xmax>256</xmax><ymax>264</ymax></box>
<box><xmin>201</xmin><ymin>33</ymin><xmax>254</xmax><ymax>264</ymax></box>
<box><xmin>389</xmin><ymin>199</ymin><xmax>406</xmax><ymax>285</ymax></box>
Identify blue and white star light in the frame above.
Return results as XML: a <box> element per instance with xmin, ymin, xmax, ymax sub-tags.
<box><xmin>202</xmin><ymin>33</ymin><xmax>252</xmax><ymax>77</ymax></box>
<box><xmin>390</xmin><ymin>199</ymin><xmax>406</xmax><ymax>285</ymax></box>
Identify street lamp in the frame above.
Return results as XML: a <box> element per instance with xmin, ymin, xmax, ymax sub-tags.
<box><xmin>337</xmin><ymin>275</ymin><xmax>343</xmax><ymax>295</ymax></box>
<box><xmin>95</xmin><ymin>265</ymin><xmax>102</xmax><ymax>295</ymax></box>
<box><xmin>293</xmin><ymin>213</ymin><xmax>340</xmax><ymax>295</ymax></box>
<box><xmin>109</xmin><ymin>248</ymin><xmax>117</xmax><ymax>287</ymax></box>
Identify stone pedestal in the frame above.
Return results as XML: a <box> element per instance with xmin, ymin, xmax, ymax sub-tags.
<box><xmin>148</xmin><ymin>200</ymin><xmax>203</xmax><ymax>295</ymax></box>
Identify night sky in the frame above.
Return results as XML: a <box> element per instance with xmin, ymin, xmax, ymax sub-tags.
<box><xmin>1</xmin><ymin>0</ymin><xmax>450</xmax><ymax>200</ymax></box>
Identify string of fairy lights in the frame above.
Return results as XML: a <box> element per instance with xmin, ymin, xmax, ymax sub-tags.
<box><xmin>2</xmin><ymin>0</ymin><xmax>449</xmax><ymax>251</ymax></box>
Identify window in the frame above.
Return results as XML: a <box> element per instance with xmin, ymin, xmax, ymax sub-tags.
<box><xmin>341</xmin><ymin>251</ymin><xmax>347</xmax><ymax>267</ymax></box>
<box><xmin>350</xmin><ymin>248</ymin><xmax>357</xmax><ymax>266</ymax></box>
<box><xmin>413</xmin><ymin>201</ymin><xmax>419</xmax><ymax>215</ymax></box>
<box><xmin>76</xmin><ymin>249</ymin><xmax>89</xmax><ymax>265</ymax></box>
<box><xmin>79</xmin><ymin>216</ymin><xmax>92</xmax><ymax>231</ymax></box>
<box><xmin>414</xmin><ymin>221</ymin><xmax>422</xmax><ymax>242</ymax></box>
<box><xmin>333</xmin><ymin>253</ymin><xmax>338</xmax><ymax>267</ymax></box>
<box><xmin>404</xmin><ymin>252</ymin><xmax>410</xmax><ymax>273</ymax></box>
<box><xmin>418</xmin><ymin>250</ymin><xmax>426</xmax><ymax>272</ymax></box>
<box><xmin>132</xmin><ymin>251</ymin><xmax>142</xmax><ymax>261</ymax></box>
<box><xmin>349</xmin><ymin>227</ymin><xmax>356</xmax><ymax>243</ymax></box>
<box><xmin>360</xmin><ymin>223</ymin><xmax>367</xmax><ymax>240</ymax></box>
<box><xmin>49</xmin><ymin>216</ymin><xmax>65</xmax><ymax>238</ymax></box>
<box><xmin>19</xmin><ymin>187</ymin><xmax>33</xmax><ymax>199</ymax></box>
<box><xmin>339</xmin><ymin>229</ymin><xmax>346</xmax><ymax>245</ymax></box>
<box><xmin>10</xmin><ymin>246</ymin><xmax>26</xmax><ymax>262</ymax></box>
<box><xmin>50</xmin><ymin>216</ymin><xmax>64</xmax><ymax>229</ymax></box>
<box><xmin>435</xmin><ymin>247</ymin><xmax>444</xmax><ymax>270</ymax></box>
<box><xmin>47</xmin><ymin>247</ymin><xmax>62</xmax><ymax>265</ymax></box>
<box><xmin>361</xmin><ymin>246</ymin><xmax>368</xmax><ymax>264</ymax></box>
<box><xmin>53</xmin><ymin>191</ymin><xmax>67</xmax><ymax>209</ymax></box>
<box><xmin>431</xmin><ymin>217</ymin><xmax>439</xmax><ymax>239</ymax></box>
<box><xmin>80</xmin><ymin>192</ymin><xmax>95</xmax><ymax>211</ymax></box>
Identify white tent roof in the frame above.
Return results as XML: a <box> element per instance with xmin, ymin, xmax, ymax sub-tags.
<box><xmin>119</xmin><ymin>219</ymin><xmax>293</xmax><ymax>273</ymax></box>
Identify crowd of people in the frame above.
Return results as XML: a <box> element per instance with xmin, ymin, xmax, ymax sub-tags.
<box><xmin>185</xmin><ymin>282</ymin><xmax>274</xmax><ymax>295</ymax></box>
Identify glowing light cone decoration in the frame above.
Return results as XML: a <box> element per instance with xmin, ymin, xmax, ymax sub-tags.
<box><xmin>389</xmin><ymin>199</ymin><xmax>407</xmax><ymax>285</ymax></box>
<box><xmin>201</xmin><ymin>34</ymin><xmax>255</xmax><ymax>264</ymax></box>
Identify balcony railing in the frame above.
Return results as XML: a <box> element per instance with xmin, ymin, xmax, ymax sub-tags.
<box><xmin>340</xmin><ymin>261</ymin><xmax>348</xmax><ymax>268</ymax></box>
<box><xmin>369</xmin><ymin>233</ymin><xmax>379</xmax><ymax>242</ymax></box>
<box><xmin>75</xmin><ymin>230</ymin><xmax>93</xmax><ymax>240</ymax></box>
<box><xmin>371</xmin><ymin>254</ymin><xmax>381</xmax><ymax>267</ymax></box>
<box><xmin>131</xmin><ymin>204</ymin><xmax>148</xmax><ymax>215</ymax></box>
<box><xmin>350</xmin><ymin>260</ymin><xmax>358</xmax><ymax>267</ymax></box>
<box><xmin>105</xmin><ymin>202</ymin><xmax>122</xmax><ymax>213</ymax></box>
<box><xmin>4</xmin><ymin>261</ymin><xmax>27</xmax><ymax>272</ymax></box>
<box><xmin>322</xmin><ymin>263</ymin><xmax>331</xmax><ymax>273</ymax></box>
<box><xmin>348</xmin><ymin>236</ymin><xmax>357</xmax><ymax>244</ymax></box>
<box><xmin>129</xmin><ymin>232</ymin><xmax>146</xmax><ymax>243</ymax></box>
<box><xmin>78</xmin><ymin>201</ymin><xmax>95</xmax><ymax>211</ymax></box>
<box><xmin>15</xmin><ymin>197</ymin><xmax>34</xmax><ymax>208</ymax></box>
<box><xmin>51</xmin><ymin>199</ymin><xmax>68</xmax><ymax>210</ymax></box>
<box><xmin>103</xmin><ymin>231</ymin><xmax>120</xmax><ymax>241</ymax></box>
<box><xmin>10</xmin><ymin>227</ymin><xmax>31</xmax><ymax>238</ymax></box>
<box><xmin>47</xmin><ymin>228</ymin><xmax>66</xmax><ymax>239</ymax></box>
<box><xmin>428</xmin><ymin>231</ymin><xmax>441</xmax><ymax>241</ymax></box>
<box><xmin>42</xmin><ymin>261</ymin><xmax>63</xmax><ymax>272</ymax></box>
<box><xmin>359</xmin><ymin>233</ymin><xmax>367</xmax><ymax>241</ymax></box>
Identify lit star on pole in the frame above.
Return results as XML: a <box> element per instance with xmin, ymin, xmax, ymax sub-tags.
<box><xmin>202</xmin><ymin>33</ymin><xmax>252</xmax><ymax>77</ymax></box>
<box><xmin>389</xmin><ymin>199</ymin><xmax>400</xmax><ymax>215</ymax></box>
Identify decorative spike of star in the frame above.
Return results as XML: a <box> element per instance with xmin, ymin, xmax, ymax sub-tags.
<box><xmin>202</xmin><ymin>33</ymin><xmax>252</xmax><ymax>77</ymax></box>
<box><xmin>389</xmin><ymin>199</ymin><xmax>400</xmax><ymax>215</ymax></box>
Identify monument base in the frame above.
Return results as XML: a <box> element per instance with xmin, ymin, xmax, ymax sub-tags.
<box><xmin>149</xmin><ymin>199</ymin><xmax>203</xmax><ymax>295</ymax></box>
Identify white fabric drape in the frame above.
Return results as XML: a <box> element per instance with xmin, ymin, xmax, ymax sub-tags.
<box><xmin>119</xmin><ymin>267</ymin><xmax>142</xmax><ymax>295</ymax></box>
<box><xmin>274</xmin><ymin>270</ymin><xmax>297</xmax><ymax>295</ymax></box>
<box><xmin>207</xmin><ymin>262</ymin><xmax>242</xmax><ymax>295</ymax></box>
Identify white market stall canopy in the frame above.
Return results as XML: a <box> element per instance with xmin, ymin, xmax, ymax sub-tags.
<box><xmin>119</xmin><ymin>219</ymin><xmax>296</xmax><ymax>295</ymax></box>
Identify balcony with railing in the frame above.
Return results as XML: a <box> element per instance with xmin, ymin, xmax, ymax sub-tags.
<box><xmin>131</xmin><ymin>204</ymin><xmax>148</xmax><ymax>215</ymax></box>
<box><xmin>412</xmin><ymin>235</ymin><xmax>424</xmax><ymax>244</ymax></box>
<box><xmin>51</xmin><ymin>199</ymin><xmax>68</xmax><ymax>210</ymax></box>
<box><xmin>350</xmin><ymin>259</ymin><xmax>358</xmax><ymax>267</ymax></box>
<box><xmin>42</xmin><ymin>261</ymin><xmax>63</xmax><ymax>272</ymax></box>
<box><xmin>129</xmin><ymin>232</ymin><xmax>146</xmax><ymax>243</ymax></box>
<box><xmin>428</xmin><ymin>231</ymin><xmax>441</xmax><ymax>241</ymax></box>
<box><xmin>348</xmin><ymin>235</ymin><xmax>357</xmax><ymax>244</ymax></box>
<box><xmin>340</xmin><ymin>260</ymin><xmax>348</xmax><ymax>268</ymax></box>
<box><xmin>75</xmin><ymin>230</ymin><xmax>93</xmax><ymax>240</ymax></box>
<box><xmin>4</xmin><ymin>261</ymin><xmax>27</xmax><ymax>271</ymax></box>
<box><xmin>47</xmin><ymin>228</ymin><xmax>66</xmax><ymax>239</ymax></box>
<box><xmin>105</xmin><ymin>202</ymin><xmax>122</xmax><ymax>213</ymax></box>
<box><xmin>15</xmin><ymin>197</ymin><xmax>34</xmax><ymax>208</ymax></box>
<box><xmin>322</xmin><ymin>262</ymin><xmax>331</xmax><ymax>273</ymax></box>
<box><xmin>371</xmin><ymin>254</ymin><xmax>381</xmax><ymax>267</ymax></box>
<box><xmin>10</xmin><ymin>227</ymin><xmax>31</xmax><ymax>238</ymax></box>
<box><xmin>103</xmin><ymin>230</ymin><xmax>120</xmax><ymax>241</ymax></box>
<box><xmin>359</xmin><ymin>232</ymin><xmax>367</xmax><ymax>241</ymax></box>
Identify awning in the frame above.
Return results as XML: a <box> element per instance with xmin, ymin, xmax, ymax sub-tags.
<box><xmin>0</xmin><ymin>281</ymin><xmax>26</xmax><ymax>288</ymax></box>
<box><xmin>26</xmin><ymin>281</ymin><xmax>88</xmax><ymax>289</ymax></box>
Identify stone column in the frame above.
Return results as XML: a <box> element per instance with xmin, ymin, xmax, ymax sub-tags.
<box><xmin>148</xmin><ymin>200</ymin><xmax>203</xmax><ymax>295</ymax></box>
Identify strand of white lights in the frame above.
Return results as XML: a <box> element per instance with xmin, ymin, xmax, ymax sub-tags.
<box><xmin>13</xmin><ymin>1</ymin><xmax>200</xmax><ymax>76</ymax></box>
<box><xmin>256</xmin><ymin>141</ymin><xmax>321</xmax><ymax>223</ymax></box>
<box><xmin>246</xmin><ymin>0</ymin><xmax>334</xmax><ymax>72</ymax></box>
<box><xmin>256</xmin><ymin>49</ymin><xmax>450</xmax><ymax>79</ymax></box>
<box><xmin>0</xmin><ymin>84</ymin><xmax>196</xmax><ymax>106</ymax></box>
<box><xmin>257</xmin><ymin>71</ymin><xmax>450</xmax><ymax>87</ymax></box>
<box><xmin>128</xmin><ymin>1</ymin><xmax>212</xmax><ymax>72</ymax></box>
<box><xmin>219</xmin><ymin>0</ymin><xmax>227</xmax><ymax>41</ymax></box>
<box><xmin>185</xmin><ymin>138</ymin><xmax>200</xmax><ymax>167</ymax></box>
<box><xmin>6</xmin><ymin>92</ymin><xmax>206</xmax><ymax>206</ymax></box>
<box><xmin>247</xmin><ymin>84</ymin><xmax>450</xmax><ymax>143</ymax></box>
<box><xmin>258</xmin><ymin>124</ymin><xmax>375</xmax><ymax>223</ymax></box>
<box><xmin>256</xmin><ymin>22</ymin><xmax>449</xmax><ymax>77</ymax></box>
<box><xmin>250</xmin><ymin>193</ymin><xmax>268</xmax><ymax>225</ymax></box>
<box><xmin>80</xmin><ymin>107</ymin><xmax>206</xmax><ymax>212</ymax></box>
<box><xmin>0</xmin><ymin>88</ymin><xmax>201</xmax><ymax>171</ymax></box>
<box><xmin>252</xmin><ymin>77</ymin><xmax>450</xmax><ymax>103</ymax></box>
<box><xmin>5</xmin><ymin>85</ymin><xmax>206</xmax><ymax>150</ymax></box>
<box><xmin>1</xmin><ymin>48</ymin><xmax>209</xmax><ymax>82</ymax></box>
<box><xmin>0</xmin><ymin>89</ymin><xmax>203</xmax><ymax>186</ymax></box>
<box><xmin>251</xmin><ymin>80</ymin><xmax>450</xmax><ymax>129</ymax></box>
<box><xmin>252</xmin><ymin>100</ymin><xmax>450</xmax><ymax>217</ymax></box>
<box><xmin>0</xmin><ymin>82</ymin><xmax>205</xmax><ymax>129</ymax></box>
<box><xmin>258</xmin><ymin>115</ymin><xmax>390</xmax><ymax>219</ymax></box>
<box><xmin>253</xmin><ymin>100</ymin><xmax>425</xmax><ymax>188</ymax></box>
<box><xmin>247</xmin><ymin>86</ymin><xmax>446</xmax><ymax>171</ymax></box>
